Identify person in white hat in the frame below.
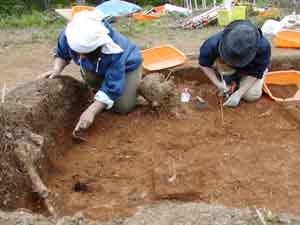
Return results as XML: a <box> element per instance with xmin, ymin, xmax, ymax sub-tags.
<box><xmin>41</xmin><ymin>10</ymin><xmax>143</xmax><ymax>133</ymax></box>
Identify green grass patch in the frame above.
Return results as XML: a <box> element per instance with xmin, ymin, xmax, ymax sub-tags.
<box><xmin>114</xmin><ymin>16</ymin><xmax>164</xmax><ymax>36</ymax></box>
<box><xmin>0</xmin><ymin>11</ymin><xmax>65</xmax><ymax>29</ymax></box>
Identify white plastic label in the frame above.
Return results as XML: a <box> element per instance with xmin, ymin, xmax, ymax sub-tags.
<box><xmin>181</xmin><ymin>88</ymin><xmax>191</xmax><ymax>103</ymax></box>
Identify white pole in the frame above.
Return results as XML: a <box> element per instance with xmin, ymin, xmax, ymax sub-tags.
<box><xmin>1</xmin><ymin>83</ymin><xmax>6</xmax><ymax>104</ymax></box>
<box><xmin>202</xmin><ymin>0</ymin><xmax>206</xmax><ymax>9</ymax></box>
<box><xmin>194</xmin><ymin>0</ymin><xmax>198</xmax><ymax>10</ymax></box>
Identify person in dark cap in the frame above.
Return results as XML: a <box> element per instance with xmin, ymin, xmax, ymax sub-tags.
<box><xmin>198</xmin><ymin>20</ymin><xmax>271</xmax><ymax>107</ymax></box>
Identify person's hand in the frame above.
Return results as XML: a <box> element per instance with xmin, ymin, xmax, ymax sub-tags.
<box><xmin>74</xmin><ymin>107</ymin><xmax>96</xmax><ymax>133</ymax></box>
<box><xmin>73</xmin><ymin>101</ymin><xmax>105</xmax><ymax>133</ymax></box>
<box><xmin>217</xmin><ymin>80</ymin><xmax>229</xmax><ymax>97</ymax></box>
<box><xmin>223</xmin><ymin>91</ymin><xmax>242</xmax><ymax>107</ymax></box>
<box><xmin>38</xmin><ymin>69</ymin><xmax>61</xmax><ymax>79</ymax></box>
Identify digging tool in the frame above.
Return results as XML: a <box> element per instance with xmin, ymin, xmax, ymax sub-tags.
<box><xmin>195</xmin><ymin>96</ymin><xmax>208</xmax><ymax>109</ymax></box>
<box><xmin>1</xmin><ymin>83</ymin><xmax>6</xmax><ymax>104</ymax></box>
<box><xmin>218</xmin><ymin>75</ymin><xmax>228</xmax><ymax>126</ymax></box>
<box><xmin>72</xmin><ymin>130</ymin><xmax>88</xmax><ymax>143</ymax></box>
<box><xmin>219</xmin><ymin>97</ymin><xmax>225</xmax><ymax>126</ymax></box>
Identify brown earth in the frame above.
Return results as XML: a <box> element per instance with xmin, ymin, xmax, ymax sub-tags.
<box><xmin>2</xmin><ymin>201</ymin><xmax>300</xmax><ymax>225</ymax></box>
<box><xmin>268</xmin><ymin>84</ymin><xmax>299</xmax><ymax>99</ymax></box>
<box><xmin>2</xmin><ymin>29</ymin><xmax>300</xmax><ymax>223</ymax></box>
<box><xmin>0</xmin><ymin>77</ymin><xmax>89</xmax><ymax>212</ymax></box>
<box><xmin>42</xmin><ymin>68</ymin><xmax>300</xmax><ymax>221</ymax></box>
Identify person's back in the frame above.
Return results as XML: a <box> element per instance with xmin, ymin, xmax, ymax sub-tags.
<box><xmin>40</xmin><ymin>10</ymin><xmax>143</xmax><ymax>134</ymax></box>
<box><xmin>198</xmin><ymin>20</ymin><xmax>271</xmax><ymax>107</ymax></box>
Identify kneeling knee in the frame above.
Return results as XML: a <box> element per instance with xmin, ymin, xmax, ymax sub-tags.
<box><xmin>113</xmin><ymin>103</ymin><xmax>135</xmax><ymax>114</ymax></box>
<box><xmin>243</xmin><ymin>91</ymin><xmax>262</xmax><ymax>102</ymax></box>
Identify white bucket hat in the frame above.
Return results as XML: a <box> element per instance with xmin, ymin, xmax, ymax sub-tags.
<box><xmin>65</xmin><ymin>10</ymin><xmax>123</xmax><ymax>54</ymax></box>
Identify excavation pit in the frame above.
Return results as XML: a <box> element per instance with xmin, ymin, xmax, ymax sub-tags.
<box><xmin>1</xmin><ymin>61</ymin><xmax>300</xmax><ymax>222</ymax></box>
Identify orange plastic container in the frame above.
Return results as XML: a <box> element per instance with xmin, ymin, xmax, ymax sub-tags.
<box><xmin>263</xmin><ymin>70</ymin><xmax>300</xmax><ymax>101</ymax></box>
<box><xmin>132</xmin><ymin>12</ymin><xmax>159</xmax><ymax>21</ymax></box>
<box><xmin>71</xmin><ymin>5</ymin><xmax>95</xmax><ymax>18</ymax></box>
<box><xmin>154</xmin><ymin>5</ymin><xmax>165</xmax><ymax>13</ymax></box>
<box><xmin>258</xmin><ymin>8</ymin><xmax>279</xmax><ymax>17</ymax></box>
<box><xmin>275</xmin><ymin>30</ymin><xmax>300</xmax><ymax>48</ymax></box>
<box><xmin>142</xmin><ymin>45</ymin><xmax>186</xmax><ymax>71</ymax></box>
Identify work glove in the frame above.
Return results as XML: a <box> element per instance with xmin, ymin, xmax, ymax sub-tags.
<box><xmin>223</xmin><ymin>91</ymin><xmax>242</xmax><ymax>107</ymax></box>
<box><xmin>38</xmin><ymin>69</ymin><xmax>61</xmax><ymax>79</ymax></box>
<box><xmin>74</xmin><ymin>107</ymin><xmax>96</xmax><ymax>133</ymax></box>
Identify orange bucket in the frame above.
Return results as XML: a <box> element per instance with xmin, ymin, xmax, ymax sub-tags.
<box><xmin>275</xmin><ymin>30</ymin><xmax>300</xmax><ymax>48</ymax></box>
<box><xmin>142</xmin><ymin>45</ymin><xmax>186</xmax><ymax>71</ymax></box>
<box><xmin>71</xmin><ymin>5</ymin><xmax>95</xmax><ymax>18</ymax></box>
<box><xmin>263</xmin><ymin>70</ymin><xmax>300</xmax><ymax>101</ymax></box>
<box><xmin>154</xmin><ymin>5</ymin><xmax>165</xmax><ymax>13</ymax></box>
<box><xmin>132</xmin><ymin>12</ymin><xmax>159</xmax><ymax>21</ymax></box>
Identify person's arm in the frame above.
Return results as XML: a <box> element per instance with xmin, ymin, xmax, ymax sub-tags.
<box><xmin>39</xmin><ymin>57</ymin><xmax>69</xmax><ymax>79</ymax></box>
<box><xmin>73</xmin><ymin>54</ymin><xmax>126</xmax><ymax>132</ymax></box>
<box><xmin>223</xmin><ymin>76</ymin><xmax>258</xmax><ymax>107</ymax></box>
<box><xmin>237</xmin><ymin>76</ymin><xmax>258</xmax><ymax>96</ymax></box>
<box><xmin>198</xmin><ymin>33</ymin><xmax>228</xmax><ymax>94</ymax></box>
<box><xmin>39</xmin><ymin>29</ymin><xmax>72</xmax><ymax>79</ymax></box>
<box><xmin>73</xmin><ymin>100</ymin><xmax>105</xmax><ymax>132</ymax></box>
<box><xmin>199</xmin><ymin>65</ymin><xmax>227</xmax><ymax>92</ymax></box>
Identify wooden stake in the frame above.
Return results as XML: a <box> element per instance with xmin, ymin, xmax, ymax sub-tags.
<box><xmin>219</xmin><ymin>97</ymin><xmax>225</xmax><ymax>126</ymax></box>
<box><xmin>1</xmin><ymin>83</ymin><xmax>6</xmax><ymax>104</ymax></box>
<box><xmin>255</xmin><ymin>209</ymin><xmax>267</xmax><ymax>225</ymax></box>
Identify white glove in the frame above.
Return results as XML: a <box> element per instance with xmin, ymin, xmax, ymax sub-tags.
<box><xmin>223</xmin><ymin>91</ymin><xmax>242</xmax><ymax>107</ymax></box>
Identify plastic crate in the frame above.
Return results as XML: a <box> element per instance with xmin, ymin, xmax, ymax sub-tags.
<box><xmin>232</xmin><ymin>6</ymin><xmax>246</xmax><ymax>20</ymax></box>
<box><xmin>217</xmin><ymin>8</ymin><xmax>232</xmax><ymax>26</ymax></box>
<box><xmin>218</xmin><ymin>6</ymin><xmax>246</xmax><ymax>26</ymax></box>
<box><xmin>142</xmin><ymin>45</ymin><xmax>186</xmax><ymax>71</ymax></box>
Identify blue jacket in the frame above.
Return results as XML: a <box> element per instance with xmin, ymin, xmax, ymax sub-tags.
<box><xmin>199</xmin><ymin>30</ymin><xmax>271</xmax><ymax>79</ymax></box>
<box><xmin>54</xmin><ymin>21</ymin><xmax>142</xmax><ymax>101</ymax></box>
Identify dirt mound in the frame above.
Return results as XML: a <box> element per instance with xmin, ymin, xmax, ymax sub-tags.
<box><xmin>138</xmin><ymin>73</ymin><xmax>175</xmax><ymax>108</ymax></box>
<box><xmin>0</xmin><ymin>77</ymin><xmax>89</xmax><ymax>211</ymax></box>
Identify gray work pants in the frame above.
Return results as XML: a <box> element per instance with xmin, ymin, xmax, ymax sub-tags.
<box><xmin>81</xmin><ymin>65</ymin><xmax>142</xmax><ymax>114</ymax></box>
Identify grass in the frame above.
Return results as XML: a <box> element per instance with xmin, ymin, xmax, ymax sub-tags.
<box><xmin>114</xmin><ymin>16</ymin><xmax>165</xmax><ymax>37</ymax></box>
<box><xmin>0</xmin><ymin>8</ymin><xmax>269</xmax><ymax>51</ymax></box>
<box><xmin>0</xmin><ymin>11</ymin><xmax>67</xmax><ymax>47</ymax></box>
<box><xmin>0</xmin><ymin>11</ymin><xmax>65</xmax><ymax>29</ymax></box>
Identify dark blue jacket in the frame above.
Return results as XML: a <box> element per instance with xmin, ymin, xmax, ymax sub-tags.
<box><xmin>54</xmin><ymin>21</ymin><xmax>142</xmax><ymax>101</ymax></box>
<box><xmin>199</xmin><ymin>30</ymin><xmax>271</xmax><ymax>79</ymax></box>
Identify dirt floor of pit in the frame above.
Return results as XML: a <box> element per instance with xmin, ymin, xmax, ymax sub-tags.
<box><xmin>39</xmin><ymin>77</ymin><xmax>300</xmax><ymax>221</ymax></box>
<box><xmin>2</xmin><ymin>29</ymin><xmax>300</xmax><ymax>222</ymax></box>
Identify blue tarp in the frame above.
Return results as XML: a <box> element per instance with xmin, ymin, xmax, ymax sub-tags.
<box><xmin>96</xmin><ymin>0</ymin><xmax>142</xmax><ymax>17</ymax></box>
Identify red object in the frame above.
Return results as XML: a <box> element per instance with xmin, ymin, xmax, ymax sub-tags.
<box><xmin>71</xmin><ymin>5</ymin><xmax>95</xmax><ymax>18</ymax></box>
<box><xmin>131</xmin><ymin>12</ymin><xmax>159</xmax><ymax>21</ymax></box>
<box><xmin>275</xmin><ymin>30</ymin><xmax>300</xmax><ymax>48</ymax></box>
<box><xmin>154</xmin><ymin>5</ymin><xmax>165</xmax><ymax>13</ymax></box>
<box><xmin>203</xmin><ymin>16</ymin><xmax>209</xmax><ymax>25</ymax></box>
